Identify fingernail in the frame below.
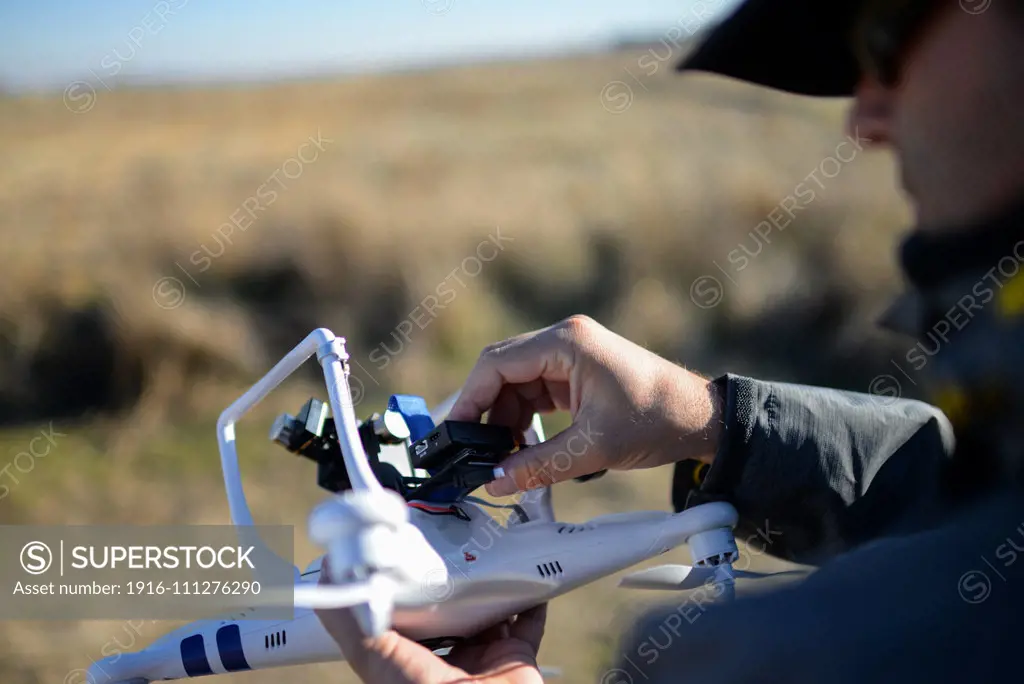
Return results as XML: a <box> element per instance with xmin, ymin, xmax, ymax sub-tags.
<box><xmin>487</xmin><ymin>472</ymin><xmax>517</xmax><ymax>497</ymax></box>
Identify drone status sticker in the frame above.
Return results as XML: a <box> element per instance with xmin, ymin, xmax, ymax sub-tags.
<box><xmin>0</xmin><ymin>525</ymin><xmax>295</xmax><ymax>621</ymax></box>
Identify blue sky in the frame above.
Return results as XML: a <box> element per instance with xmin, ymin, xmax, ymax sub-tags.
<box><xmin>0</xmin><ymin>0</ymin><xmax>740</xmax><ymax>92</ymax></box>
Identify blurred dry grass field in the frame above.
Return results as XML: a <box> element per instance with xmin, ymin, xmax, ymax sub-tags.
<box><xmin>0</xmin><ymin>48</ymin><xmax>913</xmax><ymax>683</ymax></box>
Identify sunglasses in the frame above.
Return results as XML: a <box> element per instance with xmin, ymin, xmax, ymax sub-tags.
<box><xmin>852</xmin><ymin>0</ymin><xmax>946</xmax><ymax>87</ymax></box>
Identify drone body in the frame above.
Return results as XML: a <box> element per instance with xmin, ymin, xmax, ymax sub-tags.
<box><xmin>87</xmin><ymin>498</ymin><xmax>738</xmax><ymax>683</ymax></box>
<box><xmin>85</xmin><ymin>328</ymin><xmax>753</xmax><ymax>683</ymax></box>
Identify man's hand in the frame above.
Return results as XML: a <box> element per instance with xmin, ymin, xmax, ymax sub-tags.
<box><xmin>449</xmin><ymin>315</ymin><xmax>724</xmax><ymax>496</ymax></box>
<box><xmin>315</xmin><ymin>561</ymin><xmax>547</xmax><ymax>683</ymax></box>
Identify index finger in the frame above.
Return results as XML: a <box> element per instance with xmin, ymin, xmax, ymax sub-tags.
<box><xmin>448</xmin><ymin>329</ymin><xmax>574</xmax><ymax>422</ymax></box>
<box><xmin>510</xmin><ymin>602</ymin><xmax>547</xmax><ymax>652</ymax></box>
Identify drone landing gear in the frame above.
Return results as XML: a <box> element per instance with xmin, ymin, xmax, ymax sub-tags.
<box><xmin>687</xmin><ymin>527</ymin><xmax>740</xmax><ymax>603</ymax></box>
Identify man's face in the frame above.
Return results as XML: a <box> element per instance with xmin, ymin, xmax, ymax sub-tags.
<box><xmin>848</xmin><ymin>4</ymin><xmax>1024</xmax><ymax>229</ymax></box>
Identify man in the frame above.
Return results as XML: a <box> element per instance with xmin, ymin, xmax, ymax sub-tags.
<box><xmin>318</xmin><ymin>0</ymin><xmax>1024</xmax><ymax>681</ymax></box>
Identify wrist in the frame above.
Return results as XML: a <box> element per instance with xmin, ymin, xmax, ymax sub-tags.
<box><xmin>655</xmin><ymin>364</ymin><xmax>725</xmax><ymax>465</ymax></box>
<box><xmin>697</xmin><ymin>375</ymin><xmax>725</xmax><ymax>464</ymax></box>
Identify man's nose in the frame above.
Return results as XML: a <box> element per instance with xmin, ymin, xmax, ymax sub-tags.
<box><xmin>847</xmin><ymin>77</ymin><xmax>894</xmax><ymax>147</ymax></box>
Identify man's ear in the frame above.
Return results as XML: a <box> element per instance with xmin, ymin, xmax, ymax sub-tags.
<box><xmin>847</xmin><ymin>77</ymin><xmax>895</xmax><ymax>147</ymax></box>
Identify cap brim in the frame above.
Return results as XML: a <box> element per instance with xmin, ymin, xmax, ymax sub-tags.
<box><xmin>676</xmin><ymin>0</ymin><xmax>865</xmax><ymax>97</ymax></box>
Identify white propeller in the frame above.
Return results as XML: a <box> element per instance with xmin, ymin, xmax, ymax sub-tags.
<box><xmin>300</xmin><ymin>488</ymin><xmax>448</xmax><ymax>636</ymax></box>
<box><xmin>618</xmin><ymin>564</ymin><xmax>804</xmax><ymax>591</ymax></box>
<box><xmin>258</xmin><ymin>574</ymin><xmax>560</xmax><ymax>613</ymax></box>
<box><xmin>290</xmin><ymin>580</ymin><xmax>378</xmax><ymax>609</ymax></box>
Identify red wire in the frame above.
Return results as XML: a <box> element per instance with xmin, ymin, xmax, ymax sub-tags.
<box><xmin>407</xmin><ymin>502</ymin><xmax>454</xmax><ymax>513</ymax></box>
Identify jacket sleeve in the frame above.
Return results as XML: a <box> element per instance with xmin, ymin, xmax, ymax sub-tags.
<box><xmin>612</xmin><ymin>493</ymin><xmax>1024</xmax><ymax>684</ymax></box>
<box><xmin>675</xmin><ymin>374</ymin><xmax>956</xmax><ymax>565</ymax></box>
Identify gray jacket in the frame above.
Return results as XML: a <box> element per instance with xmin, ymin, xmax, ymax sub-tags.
<box><xmin>617</xmin><ymin>198</ymin><xmax>1024</xmax><ymax>682</ymax></box>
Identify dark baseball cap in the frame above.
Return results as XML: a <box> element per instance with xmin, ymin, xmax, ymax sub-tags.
<box><xmin>676</xmin><ymin>0</ymin><xmax>866</xmax><ymax>97</ymax></box>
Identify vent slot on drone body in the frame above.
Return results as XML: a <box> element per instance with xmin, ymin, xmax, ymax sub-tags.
<box><xmin>557</xmin><ymin>523</ymin><xmax>595</xmax><ymax>534</ymax></box>
<box><xmin>265</xmin><ymin>630</ymin><xmax>287</xmax><ymax>649</ymax></box>
<box><xmin>536</xmin><ymin>561</ymin><xmax>564</xmax><ymax>578</ymax></box>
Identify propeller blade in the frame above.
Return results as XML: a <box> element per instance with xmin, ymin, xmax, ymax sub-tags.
<box><xmin>619</xmin><ymin>565</ymin><xmax>714</xmax><ymax>590</ymax></box>
<box><xmin>293</xmin><ymin>582</ymin><xmax>380</xmax><ymax>609</ymax></box>
<box><xmin>619</xmin><ymin>564</ymin><xmax>804</xmax><ymax>591</ymax></box>
<box><xmin>732</xmin><ymin>569</ymin><xmax>805</xmax><ymax>581</ymax></box>
<box><xmin>251</xmin><ymin>581</ymin><xmax>379</xmax><ymax>609</ymax></box>
<box><xmin>255</xmin><ymin>574</ymin><xmax>556</xmax><ymax>614</ymax></box>
<box><xmin>251</xmin><ymin>579</ymin><xmax>396</xmax><ymax>638</ymax></box>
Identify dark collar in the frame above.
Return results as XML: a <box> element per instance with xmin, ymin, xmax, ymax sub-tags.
<box><xmin>878</xmin><ymin>195</ymin><xmax>1024</xmax><ymax>337</ymax></box>
<box><xmin>899</xmin><ymin>196</ymin><xmax>1024</xmax><ymax>291</ymax></box>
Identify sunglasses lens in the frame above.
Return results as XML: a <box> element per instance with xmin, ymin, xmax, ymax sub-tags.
<box><xmin>863</xmin><ymin>27</ymin><xmax>901</xmax><ymax>86</ymax></box>
<box><xmin>853</xmin><ymin>0</ymin><xmax>939</xmax><ymax>86</ymax></box>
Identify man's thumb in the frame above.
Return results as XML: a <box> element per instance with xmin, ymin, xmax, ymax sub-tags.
<box><xmin>485</xmin><ymin>422</ymin><xmax>604</xmax><ymax>496</ymax></box>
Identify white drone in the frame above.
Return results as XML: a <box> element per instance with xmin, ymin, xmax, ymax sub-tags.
<box><xmin>86</xmin><ymin>328</ymin><xmax>786</xmax><ymax>683</ymax></box>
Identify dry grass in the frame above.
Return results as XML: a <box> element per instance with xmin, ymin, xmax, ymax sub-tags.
<box><xmin>0</xmin><ymin>47</ymin><xmax>912</xmax><ymax>683</ymax></box>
